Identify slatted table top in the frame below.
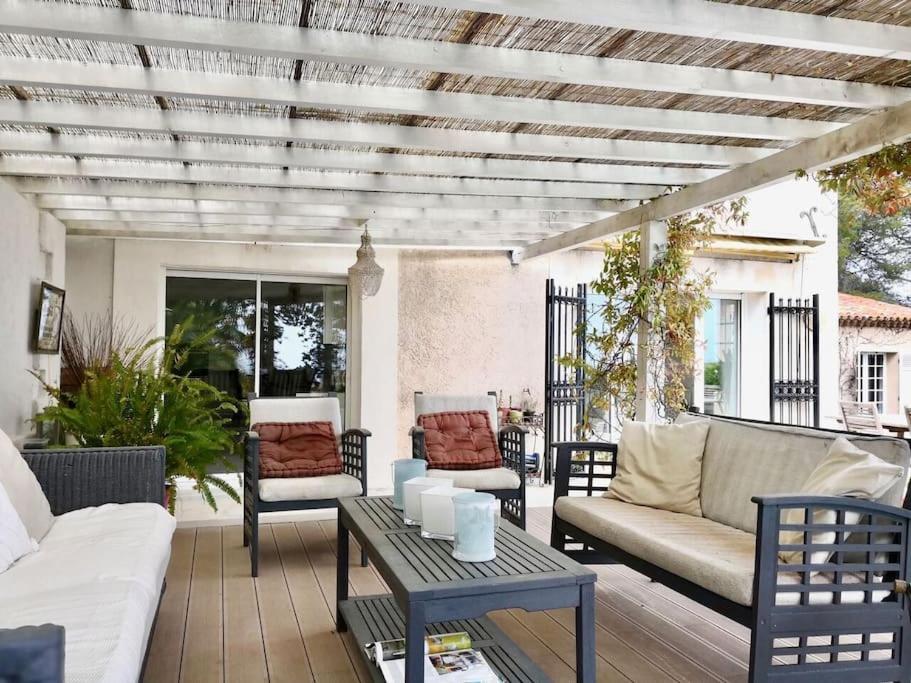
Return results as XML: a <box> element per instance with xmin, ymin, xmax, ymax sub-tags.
<box><xmin>339</xmin><ymin>496</ymin><xmax>595</xmax><ymax>602</ymax></box>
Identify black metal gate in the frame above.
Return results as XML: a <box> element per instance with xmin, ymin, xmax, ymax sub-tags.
<box><xmin>544</xmin><ymin>279</ymin><xmax>586</xmax><ymax>483</ymax></box>
<box><xmin>769</xmin><ymin>293</ymin><xmax>820</xmax><ymax>427</ymax></box>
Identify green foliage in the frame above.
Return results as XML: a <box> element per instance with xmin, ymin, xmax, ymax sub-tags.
<box><xmin>33</xmin><ymin>324</ymin><xmax>243</xmax><ymax>514</ymax></box>
<box><xmin>703</xmin><ymin>362</ymin><xmax>721</xmax><ymax>386</ymax></box>
<box><xmin>838</xmin><ymin>195</ymin><xmax>911</xmax><ymax>305</ymax></box>
<box><xmin>566</xmin><ymin>199</ymin><xmax>748</xmax><ymax>426</ymax></box>
<box><xmin>802</xmin><ymin>142</ymin><xmax>911</xmax><ymax>216</ymax></box>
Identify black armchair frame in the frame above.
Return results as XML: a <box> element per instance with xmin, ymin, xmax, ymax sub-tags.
<box><xmin>410</xmin><ymin>391</ymin><xmax>527</xmax><ymax>529</ymax></box>
<box><xmin>243</xmin><ymin>427</ymin><xmax>370</xmax><ymax>576</ymax></box>
<box><xmin>2</xmin><ymin>446</ymin><xmax>167</xmax><ymax>683</ymax></box>
<box><xmin>550</xmin><ymin>438</ymin><xmax>911</xmax><ymax>682</ymax></box>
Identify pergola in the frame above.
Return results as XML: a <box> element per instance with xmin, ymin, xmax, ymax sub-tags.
<box><xmin>0</xmin><ymin>0</ymin><xmax>910</xmax><ymax>260</ymax></box>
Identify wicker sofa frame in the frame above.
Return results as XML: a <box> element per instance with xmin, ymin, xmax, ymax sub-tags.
<box><xmin>410</xmin><ymin>391</ymin><xmax>527</xmax><ymax>529</ymax></box>
<box><xmin>0</xmin><ymin>446</ymin><xmax>167</xmax><ymax>683</ymax></box>
<box><xmin>244</xmin><ymin>427</ymin><xmax>370</xmax><ymax>576</ymax></box>
<box><xmin>551</xmin><ymin>423</ymin><xmax>911</xmax><ymax>683</ymax></box>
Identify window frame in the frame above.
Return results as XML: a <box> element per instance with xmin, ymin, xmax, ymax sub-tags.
<box><xmin>856</xmin><ymin>350</ymin><xmax>887</xmax><ymax>413</ymax></box>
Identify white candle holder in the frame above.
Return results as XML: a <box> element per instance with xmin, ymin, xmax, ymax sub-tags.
<box><xmin>420</xmin><ymin>486</ymin><xmax>474</xmax><ymax>540</ymax></box>
<box><xmin>402</xmin><ymin>476</ymin><xmax>452</xmax><ymax>526</ymax></box>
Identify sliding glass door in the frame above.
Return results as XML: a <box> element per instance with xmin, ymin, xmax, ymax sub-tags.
<box><xmin>165</xmin><ymin>273</ymin><xmax>347</xmax><ymax>423</ymax></box>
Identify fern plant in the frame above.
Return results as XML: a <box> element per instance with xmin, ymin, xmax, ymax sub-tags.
<box><xmin>33</xmin><ymin>324</ymin><xmax>242</xmax><ymax>514</ymax></box>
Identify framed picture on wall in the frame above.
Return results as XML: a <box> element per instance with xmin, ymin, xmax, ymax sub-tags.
<box><xmin>33</xmin><ymin>281</ymin><xmax>65</xmax><ymax>354</ymax></box>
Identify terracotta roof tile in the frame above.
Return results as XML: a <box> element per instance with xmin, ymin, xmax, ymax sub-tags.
<box><xmin>839</xmin><ymin>293</ymin><xmax>911</xmax><ymax>329</ymax></box>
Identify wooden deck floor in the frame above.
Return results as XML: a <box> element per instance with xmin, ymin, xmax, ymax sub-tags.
<box><xmin>143</xmin><ymin>508</ymin><xmax>751</xmax><ymax>683</ymax></box>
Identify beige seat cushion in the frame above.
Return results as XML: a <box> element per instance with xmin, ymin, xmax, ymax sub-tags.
<box><xmin>780</xmin><ymin>437</ymin><xmax>904</xmax><ymax>565</ymax></box>
<box><xmin>258</xmin><ymin>473</ymin><xmax>362</xmax><ymax>502</ymax></box>
<box><xmin>555</xmin><ymin>496</ymin><xmax>888</xmax><ymax>607</ymax></box>
<box><xmin>676</xmin><ymin>413</ymin><xmax>911</xmax><ymax>533</ymax></box>
<box><xmin>605</xmin><ymin>420</ymin><xmax>709</xmax><ymax>516</ymax></box>
<box><xmin>556</xmin><ymin>496</ymin><xmax>755</xmax><ymax>604</ymax></box>
<box><xmin>426</xmin><ymin>467</ymin><xmax>521</xmax><ymax>490</ymax></box>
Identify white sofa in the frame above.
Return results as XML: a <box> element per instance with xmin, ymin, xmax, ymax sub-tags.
<box><xmin>0</xmin><ymin>433</ymin><xmax>174</xmax><ymax>683</ymax></box>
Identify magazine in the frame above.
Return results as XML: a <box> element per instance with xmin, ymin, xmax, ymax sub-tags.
<box><xmin>366</xmin><ymin>632</ymin><xmax>501</xmax><ymax>683</ymax></box>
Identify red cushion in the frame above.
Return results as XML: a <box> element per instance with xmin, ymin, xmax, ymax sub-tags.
<box><xmin>253</xmin><ymin>421</ymin><xmax>342</xmax><ymax>478</ymax></box>
<box><xmin>417</xmin><ymin>410</ymin><xmax>501</xmax><ymax>470</ymax></box>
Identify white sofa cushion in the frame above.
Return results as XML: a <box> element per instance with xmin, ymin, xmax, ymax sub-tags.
<box><xmin>555</xmin><ymin>495</ymin><xmax>889</xmax><ymax>607</ymax></box>
<box><xmin>780</xmin><ymin>437</ymin><xmax>904</xmax><ymax>566</ymax></box>
<box><xmin>605</xmin><ymin>420</ymin><xmax>708</xmax><ymax>516</ymax></box>
<box><xmin>258</xmin><ymin>472</ymin><xmax>362</xmax><ymax>502</ymax></box>
<box><xmin>676</xmin><ymin>414</ymin><xmax>911</xmax><ymax>533</ymax></box>
<box><xmin>0</xmin><ymin>503</ymin><xmax>175</xmax><ymax>683</ymax></box>
<box><xmin>0</xmin><ymin>429</ymin><xmax>53</xmax><ymax>542</ymax></box>
<box><xmin>0</xmin><ymin>480</ymin><xmax>37</xmax><ymax>572</ymax></box>
<box><xmin>426</xmin><ymin>467</ymin><xmax>521</xmax><ymax>490</ymax></box>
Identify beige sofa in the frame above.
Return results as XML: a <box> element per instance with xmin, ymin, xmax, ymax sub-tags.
<box><xmin>550</xmin><ymin>414</ymin><xmax>911</xmax><ymax>682</ymax></box>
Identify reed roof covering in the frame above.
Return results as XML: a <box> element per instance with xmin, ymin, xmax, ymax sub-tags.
<box><xmin>0</xmin><ymin>0</ymin><xmax>910</xmax><ymax>251</ymax></box>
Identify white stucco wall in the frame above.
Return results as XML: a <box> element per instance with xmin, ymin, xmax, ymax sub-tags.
<box><xmin>64</xmin><ymin>237</ymin><xmax>114</xmax><ymax>322</ymax></box>
<box><xmin>0</xmin><ymin>179</ymin><xmax>66</xmax><ymax>441</ymax></box>
<box><xmin>839</xmin><ymin>326</ymin><xmax>911</xmax><ymax>415</ymax></box>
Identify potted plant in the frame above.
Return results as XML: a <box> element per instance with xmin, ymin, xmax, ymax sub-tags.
<box><xmin>33</xmin><ymin>324</ymin><xmax>242</xmax><ymax>514</ymax></box>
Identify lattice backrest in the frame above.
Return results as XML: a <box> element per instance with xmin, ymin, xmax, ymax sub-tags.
<box><xmin>755</xmin><ymin>496</ymin><xmax>911</xmax><ymax>675</ymax></box>
<box><xmin>841</xmin><ymin>401</ymin><xmax>884</xmax><ymax>435</ymax></box>
<box><xmin>554</xmin><ymin>442</ymin><xmax>617</xmax><ymax>498</ymax></box>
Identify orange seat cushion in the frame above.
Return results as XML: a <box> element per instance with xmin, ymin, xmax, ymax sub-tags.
<box><xmin>253</xmin><ymin>421</ymin><xmax>342</xmax><ymax>478</ymax></box>
<box><xmin>418</xmin><ymin>410</ymin><xmax>502</xmax><ymax>470</ymax></box>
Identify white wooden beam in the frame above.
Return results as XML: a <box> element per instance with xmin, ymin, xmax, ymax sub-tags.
<box><xmin>0</xmin><ymin>101</ymin><xmax>765</xmax><ymax>166</ymax></box>
<box><xmin>407</xmin><ymin>0</ymin><xmax>911</xmax><ymax>61</ymax></box>
<box><xmin>31</xmin><ymin>194</ymin><xmax>612</xmax><ymax>223</ymax></box>
<box><xmin>514</xmin><ymin>99</ymin><xmax>911</xmax><ymax>262</ymax></box>
<box><xmin>1</xmin><ymin>1</ymin><xmax>905</xmax><ymax>109</ymax></box>
<box><xmin>0</xmin><ymin>157</ymin><xmax>659</xmax><ymax>199</ymax></box>
<box><xmin>11</xmin><ymin>178</ymin><xmax>628</xmax><ymax>212</ymax></box>
<box><xmin>0</xmin><ymin>130</ymin><xmax>720</xmax><ymax>185</ymax></box>
<box><xmin>64</xmin><ymin>225</ymin><xmax>540</xmax><ymax>249</ymax></box>
<box><xmin>0</xmin><ymin>56</ymin><xmax>839</xmax><ymax>142</ymax></box>
<box><xmin>51</xmin><ymin>210</ymin><xmax>570</xmax><ymax>233</ymax></box>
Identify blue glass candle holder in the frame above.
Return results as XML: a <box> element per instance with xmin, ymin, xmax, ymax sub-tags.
<box><xmin>452</xmin><ymin>492</ymin><xmax>499</xmax><ymax>563</ymax></box>
<box><xmin>392</xmin><ymin>458</ymin><xmax>427</xmax><ymax>510</ymax></box>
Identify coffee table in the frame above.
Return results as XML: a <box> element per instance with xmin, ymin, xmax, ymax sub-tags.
<box><xmin>337</xmin><ymin>496</ymin><xmax>596</xmax><ymax>682</ymax></box>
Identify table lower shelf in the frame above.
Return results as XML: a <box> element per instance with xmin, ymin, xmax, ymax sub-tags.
<box><xmin>338</xmin><ymin>595</ymin><xmax>550</xmax><ymax>683</ymax></box>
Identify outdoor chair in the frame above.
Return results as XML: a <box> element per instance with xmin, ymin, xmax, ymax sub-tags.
<box><xmin>244</xmin><ymin>396</ymin><xmax>370</xmax><ymax>576</ymax></box>
<box><xmin>840</xmin><ymin>400</ymin><xmax>885</xmax><ymax>434</ymax></box>
<box><xmin>410</xmin><ymin>391</ymin><xmax>527</xmax><ymax>528</ymax></box>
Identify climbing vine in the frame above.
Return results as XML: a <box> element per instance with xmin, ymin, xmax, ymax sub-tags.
<box><xmin>564</xmin><ymin>199</ymin><xmax>748</xmax><ymax>431</ymax></box>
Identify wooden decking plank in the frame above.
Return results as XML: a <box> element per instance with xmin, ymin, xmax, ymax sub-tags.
<box><xmin>506</xmin><ymin>608</ymin><xmax>627</xmax><ymax>682</ymax></box>
<box><xmin>316</xmin><ymin>519</ymin><xmax>387</xmax><ymax>596</ymax></box>
<box><xmin>272</xmin><ymin>523</ymin><xmax>360</xmax><ymax>682</ymax></box>
<box><xmin>488</xmin><ymin>610</ymin><xmax>587</xmax><ymax>683</ymax></box>
<box><xmin>255</xmin><ymin>524</ymin><xmax>314</xmax><ymax>683</ymax></box>
<box><xmin>180</xmin><ymin>527</ymin><xmax>224</xmax><ymax>683</ymax></box>
<box><xmin>144</xmin><ymin>527</ymin><xmax>196</xmax><ymax>683</ymax></box>
<box><xmin>222</xmin><ymin>527</ymin><xmax>268</xmax><ymax>683</ymax></box>
<box><xmin>296</xmin><ymin>521</ymin><xmax>377</xmax><ymax>682</ymax></box>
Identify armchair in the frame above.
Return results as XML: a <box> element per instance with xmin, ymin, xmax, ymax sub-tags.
<box><xmin>244</xmin><ymin>396</ymin><xmax>370</xmax><ymax>576</ymax></box>
<box><xmin>410</xmin><ymin>392</ymin><xmax>527</xmax><ymax>528</ymax></box>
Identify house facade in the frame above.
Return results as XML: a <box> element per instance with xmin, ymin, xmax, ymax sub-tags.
<box><xmin>839</xmin><ymin>292</ymin><xmax>911</xmax><ymax>417</ymax></box>
<box><xmin>1</xmin><ymin>176</ymin><xmax>840</xmax><ymax>490</ymax></box>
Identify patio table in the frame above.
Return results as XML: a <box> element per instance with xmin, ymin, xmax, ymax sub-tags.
<box><xmin>336</xmin><ymin>496</ymin><xmax>596</xmax><ymax>682</ymax></box>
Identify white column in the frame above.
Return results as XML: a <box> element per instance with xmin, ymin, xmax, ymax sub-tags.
<box><xmin>635</xmin><ymin>220</ymin><xmax>667</xmax><ymax>422</ymax></box>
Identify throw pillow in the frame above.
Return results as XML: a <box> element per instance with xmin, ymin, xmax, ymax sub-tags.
<box><xmin>0</xmin><ymin>480</ymin><xmax>38</xmax><ymax>573</ymax></box>
<box><xmin>253</xmin><ymin>422</ymin><xmax>343</xmax><ymax>479</ymax></box>
<box><xmin>0</xmin><ymin>429</ymin><xmax>53</xmax><ymax>542</ymax></box>
<box><xmin>779</xmin><ymin>437</ymin><xmax>904</xmax><ymax>566</ymax></box>
<box><xmin>604</xmin><ymin>419</ymin><xmax>710</xmax><ymax>517</ymax></box>
<box><xmin>418</xmin><ymin>411</ymin><xmax>502</xmax><ymax>470</ymax></box>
